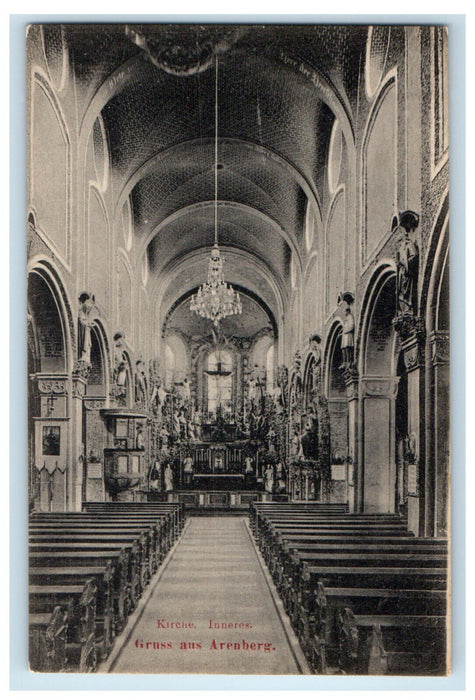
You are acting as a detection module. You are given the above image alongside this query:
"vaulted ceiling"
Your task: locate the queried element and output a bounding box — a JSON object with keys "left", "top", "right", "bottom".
{"left": 60, "top": 24, "right": 370, "bottom": 338}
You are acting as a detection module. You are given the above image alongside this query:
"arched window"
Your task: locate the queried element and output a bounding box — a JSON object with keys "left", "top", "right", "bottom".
{"left": 206, "top": 350, "right": 233, "bottom": 419}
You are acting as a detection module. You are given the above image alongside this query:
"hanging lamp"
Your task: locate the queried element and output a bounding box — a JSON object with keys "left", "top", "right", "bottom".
{"left": 190, "top": 55, "right": 242, "bottom": 327}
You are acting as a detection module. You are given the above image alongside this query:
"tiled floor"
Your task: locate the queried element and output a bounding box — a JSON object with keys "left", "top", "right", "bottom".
{"left": 110, "top": 517, "right": 302, "bottom": 674}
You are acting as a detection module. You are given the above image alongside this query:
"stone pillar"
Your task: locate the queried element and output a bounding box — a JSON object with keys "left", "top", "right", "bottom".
{"left": 360, "top": 376, "right": 399, "bottom": 513}
{"left": 344, "top": 368, "right": 359, "bottom": 512}
{"left": 33, "top": 374, "right": 69, "bottom": 511}
{"left": 327, "top": 399, "right": 350, "bottom": 505}
{"left": 71, "top": 364, "right": 89, "bottom": 511}
{"left": 83, "top": 397, "right": 107, "bottom": 502}
{"left": 401, "top": 332, "right": 425, "bottom": 534}
{"left": 427, "top": 331, "right": 450, "bottom": 536}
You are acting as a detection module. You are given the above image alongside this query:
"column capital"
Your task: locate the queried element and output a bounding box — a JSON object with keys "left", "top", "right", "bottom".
{"left": 392, "top": 313, "right": 425, "bottom": 343}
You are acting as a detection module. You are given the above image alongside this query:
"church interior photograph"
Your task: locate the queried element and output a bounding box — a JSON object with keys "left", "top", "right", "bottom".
{"left": 26, "top": 23, "right": 450, "bottom": 676}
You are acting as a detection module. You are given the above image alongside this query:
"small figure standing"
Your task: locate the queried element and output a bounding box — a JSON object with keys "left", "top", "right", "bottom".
{"left": 248, "top": 376, "right": 257, "bottom": 402}
{"left": 341, "top": 307, "right": 355, "bottom": 367}
{"left": 159, "top": 424, "right": 170, "bottom": 450}
{"left": 164, "top": 463, "right": 174, "bottom": 492}
{"left": 135, "top": 425, "right": 145, "bottom": 450}
{"left": 183, "top": 455, "right": 193, "bottom": 487}
{"left": 178, "top": 407, "right": 187, "bottom": 439}
{"left": 275, "top": 461, "right": 286, "bottom": 493}
{"left": 135, "top": 361, "right": 147, "bottom": 405}
{"left": 394, "top": 211, "right": 420, "bottom": 315}
{"left": 291, "top": 425, "right": 301, "bottom": 457}
{"left": 182, "top": 376, "right": 191, "bottom": 402}
{"left": 264, "top": 464, "right": 274, "bottom": 493}
{"left": 78, "top": 293, "right": 95, "bottom": 364}
{"left": 150, "top": 461, "right": 161, "bottom": 491}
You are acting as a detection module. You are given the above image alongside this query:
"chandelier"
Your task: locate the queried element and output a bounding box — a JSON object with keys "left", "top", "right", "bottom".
{"left": 190, "top": 55, "right": 242, "bottom": 327}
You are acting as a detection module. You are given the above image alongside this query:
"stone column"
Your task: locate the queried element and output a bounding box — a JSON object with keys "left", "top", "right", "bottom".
{"left": 344, "top": 368, "right": 359, "bottom": 512}
{"left": 83, "top": 397, "right": 107, "bottom": 502}
{"left": 401, "top": 331, "right": 425, "bottom": 534}
{"left": 327, "top": 399, "right": 350, "bottom": 505}
{"left": 427, "top": 330, "right": 450, "bottom": 536}
{"left": 71, "top": 363, "right": 89, "bottom": 511}
{"left": 359, "top": 376, "right": 399, "bottom": 513}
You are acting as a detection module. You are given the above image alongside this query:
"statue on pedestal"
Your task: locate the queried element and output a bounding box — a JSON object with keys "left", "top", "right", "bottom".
{"left": 341, "top": 307, "right": 355, "bottom": 367}
{"left": 135, "top": 360, "right": 147, "bottom": 405}
{"left": 264, "top": 464, "right": 274, "bottom": 493}
{"left": 164, "top": 463, "right": 174, "bottom": 491}
{"left": 78, "top": 293, "right": 96, "bottom": 364}
{"left": 394, "top": 211, "right": 420, "bottom": 316}
{"left": 183, "top": 455, "right": 193, "bottom": 486}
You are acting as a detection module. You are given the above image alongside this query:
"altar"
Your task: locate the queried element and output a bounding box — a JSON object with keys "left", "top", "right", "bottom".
{"left": 188, "top": 442, "right": 245, "bottom": 473}
{"left": 192, "top": 473, "right": 246, "bottom": 490}
{"left": 179, "top": 435, "right": 259, "bottom": 490}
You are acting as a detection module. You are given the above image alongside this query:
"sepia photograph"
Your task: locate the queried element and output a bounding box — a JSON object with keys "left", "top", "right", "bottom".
{"left": 26, "top": 22, "right": 451, "bottom": 677}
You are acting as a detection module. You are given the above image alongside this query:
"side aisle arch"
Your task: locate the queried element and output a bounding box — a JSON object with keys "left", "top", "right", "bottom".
{"left": 358, "top": 264, "right": 399, "bottom": 513}
{"left": 27, "top": 258, "right": 75, "bottom": 511}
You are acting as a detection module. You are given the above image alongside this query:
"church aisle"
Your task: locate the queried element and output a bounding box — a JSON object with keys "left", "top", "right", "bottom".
{"left": 108, "top": 517, "right": 305, "bottom": 674}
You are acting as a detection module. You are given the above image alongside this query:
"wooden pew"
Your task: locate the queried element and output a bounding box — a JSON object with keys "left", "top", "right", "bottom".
{"left": 29, "top": 605, "right": 69, "bottom": 672}
{"left": 30, "top": 560, "right": 116, "bottom": 660}
{"left": 30, "top": 550, "right": 133, "bottom": 630}
{"left": 28, "top": 503, "right": 185, "bottom": 670}
{"left": 29, "top": 579, "right": 97, "bottom": 672}
{"left": 274, "top": 540, "right": 447, "bottom": 613}
{"left": 82, "top": 502, "right": 185, "bottom": 541}
{"left": 30, "top": 514, "right": 171, "bottom": 562}
{"left": 259, "top": 523, "right": 414, "bottom": 573}
{"left": 256, "top": 518, "right": 409, "bottom": 551}
{"left": 32, "top": 509, "right": 179, "bottom": 554}
{"left": 249, "top": 502, "right": 349, "bottom": 532}
{"left": 29, "top": 530, "right": 150, "bottom": 596}
{"left": 335, "top": 608, "right": 447, "bottom": 675}
{"left": 256, "top": 523, "right": 446, "bottom": 608}
{"left": 29, "top": 527, "right": 154, "bottom": 588}
{"left": 251, "top": 508, "right": 448, "bottom": 675}
{"left": 299, "top": 579, "right": 448, "bottom": 673}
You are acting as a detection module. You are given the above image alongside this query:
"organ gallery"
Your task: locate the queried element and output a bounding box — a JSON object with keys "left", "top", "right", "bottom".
{"left": 26, "top": 23, "right": 450, "bottom": 676}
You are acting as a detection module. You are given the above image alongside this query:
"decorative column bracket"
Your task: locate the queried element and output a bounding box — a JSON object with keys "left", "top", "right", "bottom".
{"left": 343, "top": 366, "right": 359, "bottom": 399}
{"left": 33, "top": 373, "right": 69, "bottom": 396}
{"left": 83, "top": 397, "right": 107, "bottom": 411}
{"left": 72, "top": 361, "right": 90, "bottom": 399}
{"left": 392, "top": 314, "right": 425, "bottom": 343}
{"left": 430, "top": 330, "right": 450, "bottom": 367}
{"left": 360, "top": 376, "right": 400, "bottom": 399}
{"left": 392, "top": 314, "right": 426, "bottom": 373}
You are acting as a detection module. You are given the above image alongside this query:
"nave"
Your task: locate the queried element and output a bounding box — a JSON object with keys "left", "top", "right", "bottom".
{"left": 105, "top": 517, "right": 306, "bottom": 674}
{"left": 26, "top": 24, "right": 451, "bottom": 677}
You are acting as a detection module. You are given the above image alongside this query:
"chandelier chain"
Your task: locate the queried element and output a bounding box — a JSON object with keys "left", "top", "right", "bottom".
{"left": 215, "top": 54, "right": 218, "bottom": 246}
